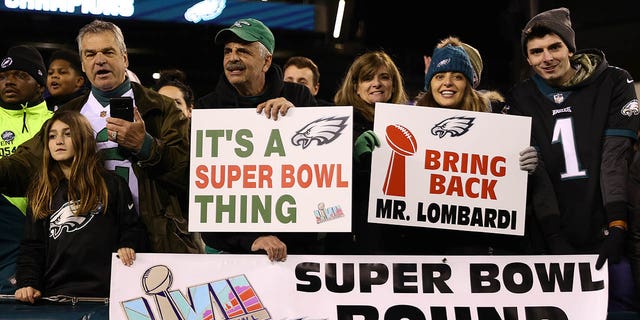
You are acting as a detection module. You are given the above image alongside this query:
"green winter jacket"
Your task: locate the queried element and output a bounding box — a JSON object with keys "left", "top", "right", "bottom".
{"left": 0, "top": 83, "right": 203, "bottom": 254}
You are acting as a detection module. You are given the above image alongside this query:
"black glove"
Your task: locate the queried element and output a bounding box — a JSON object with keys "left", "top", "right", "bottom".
{"left": 596, "top": 227, "right": 626, "bottom": 270}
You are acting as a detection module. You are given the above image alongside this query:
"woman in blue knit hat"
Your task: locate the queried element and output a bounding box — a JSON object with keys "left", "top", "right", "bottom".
{"left": 380, "top": 38, "right": 539, "bottom": 255}
{"left": 416, "top": 40, "right": 490, "bottom": 112}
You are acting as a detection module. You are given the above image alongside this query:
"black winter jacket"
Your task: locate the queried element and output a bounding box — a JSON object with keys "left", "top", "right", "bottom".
{"left": 196, "top": 64, "right": 322, "bottom": 254}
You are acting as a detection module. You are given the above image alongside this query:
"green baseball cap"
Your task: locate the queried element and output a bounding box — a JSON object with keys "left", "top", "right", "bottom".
{"left": 215, "top": 18, "right": 275, "bottom": 54}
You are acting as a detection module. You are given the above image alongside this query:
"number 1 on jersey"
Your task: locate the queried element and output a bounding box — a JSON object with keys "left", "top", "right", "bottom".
{"left": 552, "top": 117, "right": 587, "bottom": 179}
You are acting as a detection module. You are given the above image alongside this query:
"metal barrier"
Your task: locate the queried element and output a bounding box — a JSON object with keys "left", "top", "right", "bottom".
{"left": 0, "top": 294, "right": 109, "bottom": 320}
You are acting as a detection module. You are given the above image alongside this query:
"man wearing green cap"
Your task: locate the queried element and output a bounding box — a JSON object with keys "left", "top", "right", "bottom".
{"left": 196, "top": 18, "right": 316, "bottom": 119}
{"left": 196, "top": 18, "right": 320, "bottom": 262}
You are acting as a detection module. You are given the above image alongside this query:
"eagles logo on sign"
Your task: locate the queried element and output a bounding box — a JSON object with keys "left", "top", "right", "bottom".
{"left": 291, "top": 116, "right": 349, "bottom": 149}
{"left": 431, "top": 116, "right": 475, "bottom": 138}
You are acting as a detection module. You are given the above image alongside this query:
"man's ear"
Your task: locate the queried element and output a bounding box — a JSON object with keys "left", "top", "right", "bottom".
{"left": 36, "top": 83, "right": 45, "bottom": 95}
{"left": 75, "top": 76, "right": 85, "bottom": 89}
{"left": 263, "top": 54, "right": 272, "bottom": 72}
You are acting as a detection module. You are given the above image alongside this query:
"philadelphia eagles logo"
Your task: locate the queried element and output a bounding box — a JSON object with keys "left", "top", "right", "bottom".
{"left": 49, "top": 201, "right": 102, "bottom": 239}
{"left": 1, "top": 130, "right": 15, "bottom": 143}
{"left": 621, "top": 99, "right": 639, "bottom": 117}
{"left": 431, "top": 116, "right": 475, "bottom": 138}
{"left": 0, "top": 57, "right": 12, "bottom": 69}
{"left": 291, "top": 116, "right": 349, "bottom": 149}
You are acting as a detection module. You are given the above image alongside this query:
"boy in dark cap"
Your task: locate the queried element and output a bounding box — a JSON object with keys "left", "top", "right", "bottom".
{"left": 45, "top": 48, "right": 88, "bottom": 111}
{"left": 505, "top": 7, "right": 640, "bottom": 315}
{"left": 0, "top": 45, "right": 52, "bottom": 294}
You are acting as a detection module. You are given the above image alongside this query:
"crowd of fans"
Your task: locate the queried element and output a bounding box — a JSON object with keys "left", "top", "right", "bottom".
{"left": 0, "top": 7, "right": 638, "bottom": 318}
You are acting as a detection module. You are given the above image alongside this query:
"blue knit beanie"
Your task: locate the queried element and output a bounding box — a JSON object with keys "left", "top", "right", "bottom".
{"left": 424, "top": 45, "right": 474, "bottom": 91}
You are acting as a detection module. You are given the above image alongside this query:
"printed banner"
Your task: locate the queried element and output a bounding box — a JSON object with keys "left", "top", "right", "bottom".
{"left": 0, "top": 0, "right": 316, "bottom": 31}
{"left": 189, "top": 107, "right": 353, "bottom": 232}
{"left": 368, "top": 103, "right": 531, "bottom": 235}
{"left": 109, "top": 253, "right": 608, "bottom": 319}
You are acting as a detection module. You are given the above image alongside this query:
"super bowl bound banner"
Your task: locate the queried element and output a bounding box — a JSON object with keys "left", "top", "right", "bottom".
{"left": 369, "top": 103, "right": 531, "bottom": 235}
{"left": 189, "top": 107, "right": 353, "bottom": 232}
{"left": 109, "top": 253, "right": 607, "bottom": 319}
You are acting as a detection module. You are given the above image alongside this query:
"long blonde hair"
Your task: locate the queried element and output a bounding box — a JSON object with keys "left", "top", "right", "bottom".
{"left": 28, "top": 110, "right": 108, "bottom": 220}
{"left": 334, "top": 51, "right": 409, "bottom": 122}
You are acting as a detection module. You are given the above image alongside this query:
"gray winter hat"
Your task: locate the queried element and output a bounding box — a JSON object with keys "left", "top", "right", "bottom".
{"left": 521, "top": 7, "right": 576, "bottom": 56}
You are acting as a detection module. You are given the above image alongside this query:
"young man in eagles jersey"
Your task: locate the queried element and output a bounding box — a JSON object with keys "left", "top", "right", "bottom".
{"left": 506, "top": 7, "right": 640, "bottom": 315}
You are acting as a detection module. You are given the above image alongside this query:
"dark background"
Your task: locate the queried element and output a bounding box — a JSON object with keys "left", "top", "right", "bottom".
{"left": 1, "top": 0, "right": 638, "bottom": 103}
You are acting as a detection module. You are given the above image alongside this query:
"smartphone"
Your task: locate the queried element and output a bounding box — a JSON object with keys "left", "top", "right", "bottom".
{"left": 110, "top": 97, "right": 134, "bottom": 122}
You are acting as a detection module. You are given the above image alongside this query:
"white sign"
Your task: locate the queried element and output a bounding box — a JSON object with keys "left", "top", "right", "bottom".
{"left": 109, "top": 253, "right": 608, "bottom": 320}
{"left": 189, "top": 107, "right": 353, "bottom": 232}
{"left": 368, "top": 103, "right": 531, "bottom": 235}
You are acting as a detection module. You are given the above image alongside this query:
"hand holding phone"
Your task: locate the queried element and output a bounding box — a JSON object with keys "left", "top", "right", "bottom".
{"left": 110, "top": 97, "right": 134, "bottom": 122}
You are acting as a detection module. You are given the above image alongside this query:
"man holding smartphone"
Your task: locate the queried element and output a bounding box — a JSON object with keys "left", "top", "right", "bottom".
{"left": 0, "top": 20, "right": 204, "bottom": 254}
{"left": 109, "top": 97, "right": 134, "bottom": 122}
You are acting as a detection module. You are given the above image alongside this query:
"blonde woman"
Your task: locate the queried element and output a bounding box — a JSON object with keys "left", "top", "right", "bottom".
{"left": 327, "top": 51, "right": 409, "bottom": 254}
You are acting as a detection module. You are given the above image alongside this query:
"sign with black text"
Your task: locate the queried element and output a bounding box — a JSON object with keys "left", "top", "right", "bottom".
{"left": 189, "top": 107, "right": 353, "bottom": 232}
{"left": 369, "top": 103, "right": 531, "bottom": 235}
{"left": 109, "top": 253, "right": 607, "bottom": 319}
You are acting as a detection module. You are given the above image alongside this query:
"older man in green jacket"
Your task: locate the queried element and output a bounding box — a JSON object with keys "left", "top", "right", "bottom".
{"left": 0, "top": 20, "right": 203, "bottom": 254}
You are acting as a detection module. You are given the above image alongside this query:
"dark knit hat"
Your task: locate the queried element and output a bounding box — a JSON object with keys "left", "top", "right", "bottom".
{"left": 0, "top": 45, "right": 46, "bottom": 86}
{"left": 521, "top": 7, "right": 576, "bottom": 56}
{"left": 215, "top": 18, "right": 275, "bottom": 54}
{"left": 424, "top": 45, "right": 474, "bottom": 90}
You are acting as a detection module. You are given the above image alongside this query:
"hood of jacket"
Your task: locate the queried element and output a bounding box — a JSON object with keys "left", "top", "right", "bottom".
{"left": 563, "top": 48, "right": 608, "bottom": 89}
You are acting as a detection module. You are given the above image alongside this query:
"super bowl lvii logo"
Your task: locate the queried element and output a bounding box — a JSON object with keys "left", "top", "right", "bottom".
{"left": 121, "top": 265, "right": 271, "bottom": 320}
